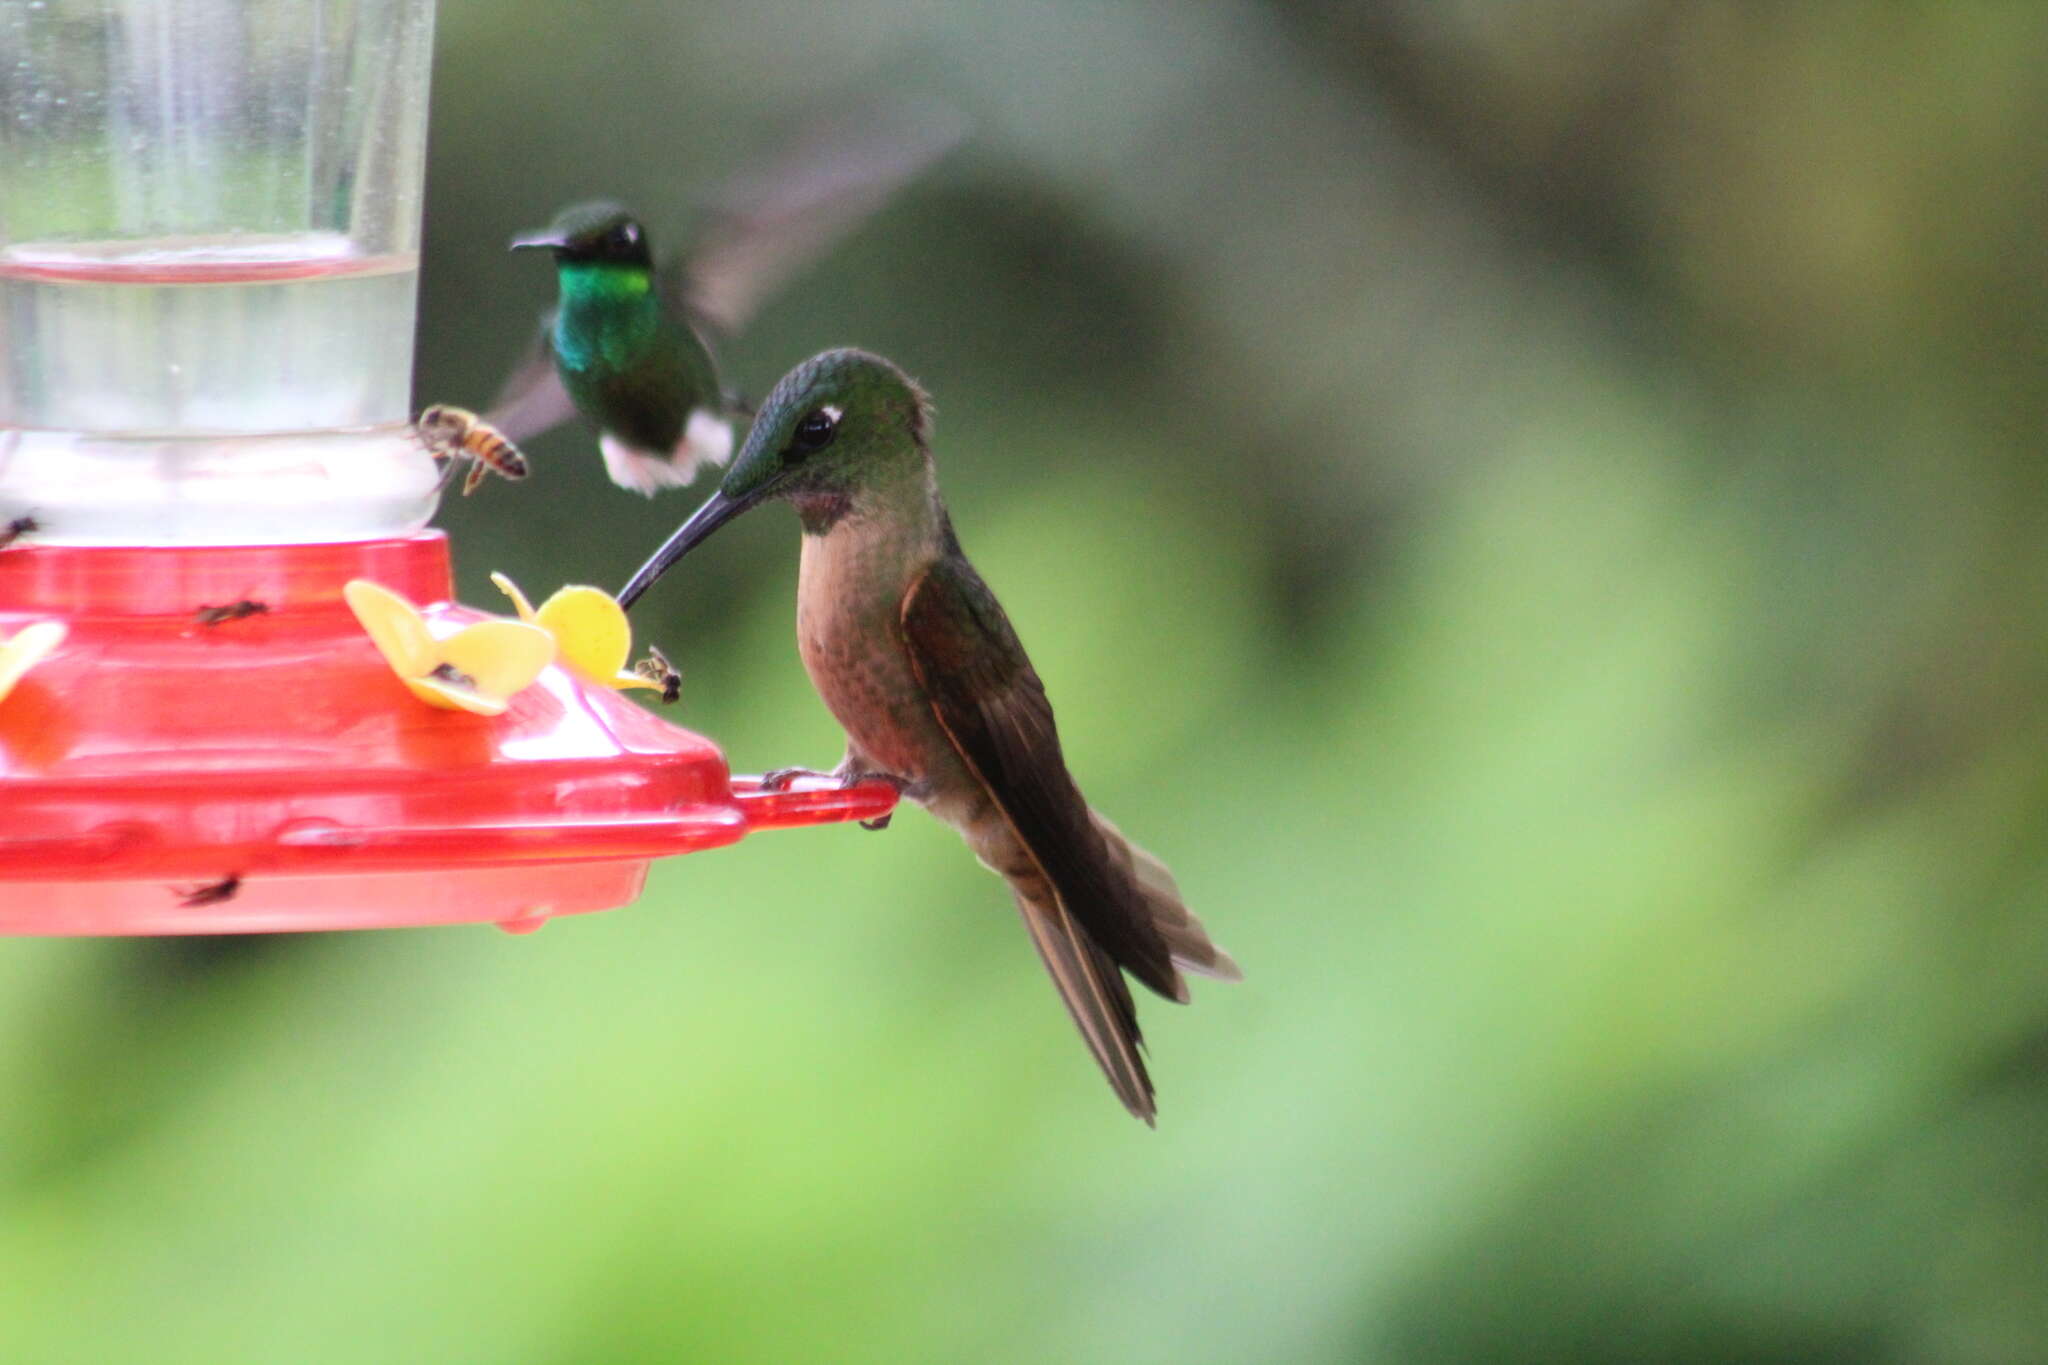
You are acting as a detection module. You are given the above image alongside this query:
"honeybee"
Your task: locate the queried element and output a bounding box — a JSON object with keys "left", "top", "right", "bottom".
{"left": 0, "top": 515, "right": 37, "bottom": 548}
{"left": 194, "top": 599, "right": 269, "bottom": 627}
{"left": 633, "top": 645, "right": 682, "bottom": 704}
{"left": 175, "top": 875, "right": 242, "bottom": 907}
{"left": 416, "top": 404, "right": 530, "bottom": 496}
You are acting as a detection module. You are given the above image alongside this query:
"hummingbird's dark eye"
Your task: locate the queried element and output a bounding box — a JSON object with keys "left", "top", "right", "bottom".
{"left": 607, "top": 222, "right": 641, "bottom": 252}
{"left": 788, "top": 407, "right": 839, "bottom": 458}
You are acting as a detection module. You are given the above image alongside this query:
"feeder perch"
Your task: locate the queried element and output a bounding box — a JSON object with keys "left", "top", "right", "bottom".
{"left": 0, "top": 0, "right": 894, "bottom": 933}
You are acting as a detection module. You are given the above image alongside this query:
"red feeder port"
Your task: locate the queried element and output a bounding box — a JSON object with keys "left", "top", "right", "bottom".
{"left": 0, "top": 533, "right": 895, "bottom": 934}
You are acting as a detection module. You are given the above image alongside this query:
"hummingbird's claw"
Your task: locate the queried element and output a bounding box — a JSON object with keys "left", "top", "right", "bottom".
{"left": 758, "top": 766, "right": 833, "bottom": 792}
{"left": 837, "top": 767, "right": 921, "bottom": 802}
{"left": 859, "top": 812, "right": 893, "bottom": 832}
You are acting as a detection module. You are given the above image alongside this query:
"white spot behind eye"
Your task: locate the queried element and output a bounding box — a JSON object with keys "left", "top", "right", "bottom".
{"left": 821, "top": 405, "right": 842, "bottom": 424}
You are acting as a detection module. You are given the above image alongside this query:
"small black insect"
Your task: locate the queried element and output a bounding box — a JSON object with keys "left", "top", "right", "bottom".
{"left": 0, "top": 515, "right": 38, "bottom": 549}
{"left": 174, "top": 875, "right": 242, "bottom": 908}
{"left": 633, "top": 645, "right": 682, "bottom": 704}
{"left": 428, "top": 662, "right": 477, "bottom": 689}
{"left": 194, "top": 600, "right": 269, "bottom": 627}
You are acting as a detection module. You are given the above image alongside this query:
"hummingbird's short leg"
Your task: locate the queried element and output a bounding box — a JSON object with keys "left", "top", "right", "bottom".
{"left": 755, "top": 746, "right": 926, "bottom": 828}
{"left": 827, "top": 754, "right": 923, "bottom": 830}
{"left": 755, "top": 757, "right": 920, "bottom": 824}
{"left": 842, "top": 769, "right": 920, "bottom": 797}
{"left": 757, "top": 766, "right": 836, "bottom": 792}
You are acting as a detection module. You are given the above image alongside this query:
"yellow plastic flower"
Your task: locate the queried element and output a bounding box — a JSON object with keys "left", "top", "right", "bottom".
{"left": 490, "top": 573, "right": 660, "bottom": 692}
{"left": 0, "top": 621, "right": 65, "bottom": 706}
{"left": 343, "top": 579, "right": 553, "bottom": 717}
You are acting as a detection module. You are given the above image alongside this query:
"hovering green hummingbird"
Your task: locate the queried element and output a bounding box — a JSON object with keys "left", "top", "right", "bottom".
{"left": 617, "top": 349, "right": 1240, "bottom": 1123}
{"left": 490, "top": 105, "right": 963, "bottom": 496}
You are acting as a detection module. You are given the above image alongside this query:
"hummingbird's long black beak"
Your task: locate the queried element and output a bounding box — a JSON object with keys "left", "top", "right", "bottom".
{"left": 616, "top": 486, "right": 764, "bottom": 609}
{"left": 508, "top": 229, "right": 566, "bottom": 251}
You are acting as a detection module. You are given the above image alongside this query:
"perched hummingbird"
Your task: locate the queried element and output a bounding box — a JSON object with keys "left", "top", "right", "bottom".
{"left": 490, "top": 105, "right": 963, "bottom": 496}
{"left": 617, "top": 349, "right": 1240, "bottom": 1122}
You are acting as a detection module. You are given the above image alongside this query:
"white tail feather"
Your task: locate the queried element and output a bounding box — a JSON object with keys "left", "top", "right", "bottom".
{"left": 598, "top": 410, "right": 734, "bottom": 496}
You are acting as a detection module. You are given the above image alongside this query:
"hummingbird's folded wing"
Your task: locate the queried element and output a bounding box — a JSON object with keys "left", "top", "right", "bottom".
{"left": 901, "top": 554, "right": 1182, "bottom": 1122}
{"left": 482, "top": 315, "right": 578, "bottom": 446}
{"left": 672, "top": 98, "right": 967, "bottom": 337}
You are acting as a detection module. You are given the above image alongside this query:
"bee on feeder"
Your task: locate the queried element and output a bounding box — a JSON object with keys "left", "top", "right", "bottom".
{"left": 416, "top": 404, "right": 530, "bottom": 496}
{"left": 174, "top": 875, "right": 242, "bottom": 907}
{"left": 0, "top": 515, "right": 38, "bottom": 549}
{"left": 633, "top": 645, "right": 682, "bottom": 704}
{"left": 194, "top": 600, "right": 269, "bottom": 627}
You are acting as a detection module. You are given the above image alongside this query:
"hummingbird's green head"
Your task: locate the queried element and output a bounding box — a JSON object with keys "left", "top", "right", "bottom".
{"left": 509, "top": 200, "right": 653, "bottom": 270}
{"left": 721, "top": 348, "right": 932, "bottom": 508}
{"left": 617, "top": 349, "right": 934, "bottom": 609}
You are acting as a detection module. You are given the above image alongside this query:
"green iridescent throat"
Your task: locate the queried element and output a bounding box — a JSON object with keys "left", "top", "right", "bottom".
{"left": 552, "top": 263, "right": 656, "bottom": 371}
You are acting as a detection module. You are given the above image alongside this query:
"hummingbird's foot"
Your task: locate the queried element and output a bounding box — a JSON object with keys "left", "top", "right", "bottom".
{"left": 848, "top": 771, "right": 916, "bottom": 830}
{"left": 758, "top": 766, "right": 835, "bottom": 792}
{"left": 827, "top": 765, "right": 917, "bottom": 828}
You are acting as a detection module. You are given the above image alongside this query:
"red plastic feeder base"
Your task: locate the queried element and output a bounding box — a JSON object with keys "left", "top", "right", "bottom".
{"left": 0, "top": 534, "right": 894, "bottom": 934}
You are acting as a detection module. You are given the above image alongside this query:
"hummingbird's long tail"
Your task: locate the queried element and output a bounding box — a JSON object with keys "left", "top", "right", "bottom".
{"left": 994, "top": 811, "right": 1240, "bottom": 1124}
{"left": 1091, "top": 812, "right": 1242, "bottom": 989}
{"left": 1009, "top": 877, "right": 1158, "bottom": 1123}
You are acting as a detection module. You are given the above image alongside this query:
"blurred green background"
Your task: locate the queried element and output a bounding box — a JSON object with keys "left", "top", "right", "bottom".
{"left": 8, "top": 2, "right": 2048, "bottom": 1360}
